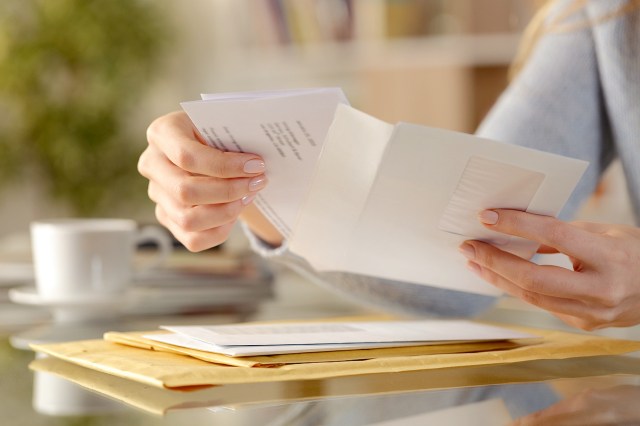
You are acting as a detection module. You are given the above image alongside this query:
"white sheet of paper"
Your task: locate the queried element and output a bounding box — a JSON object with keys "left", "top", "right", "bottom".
{"left": 161, "top": 320, "right": 536, "bottom": 347}
{"left": 143, "top": 332, "right": 489, "bottom": 357}
{"left": 290, "top": 104, "right": 589, "bottom": 296}
{"left": 181, "top": 88, "right": 347, "bottom": 238}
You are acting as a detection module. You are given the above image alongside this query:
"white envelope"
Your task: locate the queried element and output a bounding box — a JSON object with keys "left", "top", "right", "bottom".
{"left": 289, "top": 105, "right": 588, "bottom": 296}
{"left": 161, "top": 320, "right": 536, "bottom": 349}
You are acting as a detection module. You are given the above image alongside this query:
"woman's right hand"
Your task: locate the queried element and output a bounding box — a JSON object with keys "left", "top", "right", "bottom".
{"left": 138, "top": 111, "right": 269, "bottom": 251}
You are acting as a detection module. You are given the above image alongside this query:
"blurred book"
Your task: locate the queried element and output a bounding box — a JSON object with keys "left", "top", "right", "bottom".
{"left": 3, "top": 250, "right": 274, "bottom": 320}
{"left": 229, "top": 0, "right": 537, "bottom": 47}
{"left": 131, "top": 251, "right": 275, "bottom": 316}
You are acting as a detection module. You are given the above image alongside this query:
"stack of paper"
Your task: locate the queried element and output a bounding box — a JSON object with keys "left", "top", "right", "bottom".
{"left": 130, "top": 253, "right": 274, "bottom": 316}
{"left": 145, "top": 319, "right": 537, "bottom": 357}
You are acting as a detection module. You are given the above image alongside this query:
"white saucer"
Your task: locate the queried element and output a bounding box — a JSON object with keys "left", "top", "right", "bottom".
{"left": 8, "top": 286, "right": 134, "bottom": 308}
{"left": 8, "top": 286, "right": 137, "bottom": 327}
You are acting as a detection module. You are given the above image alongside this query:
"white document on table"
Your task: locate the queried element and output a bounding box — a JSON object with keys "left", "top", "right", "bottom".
{"left": 161, "top": 320, "right": 536, "bottom": 348}
{"left": 289, "top": 104, "right": 588, "bottom": 296}
{"left": 143, "top": 330, "right": 510, "bottom": 357}
{"left": 181, "top": 88, "right": 347, "bottom": 238}
{"left": 182, "top": 89, "right": 588, "bottom": 296}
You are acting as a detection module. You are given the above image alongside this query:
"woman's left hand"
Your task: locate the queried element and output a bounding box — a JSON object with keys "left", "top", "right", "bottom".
{"left": 459, "top": 209, "right": 640, "bottom": 330}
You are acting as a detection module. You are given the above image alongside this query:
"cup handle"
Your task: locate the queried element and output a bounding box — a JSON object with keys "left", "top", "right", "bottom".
{"left": 133, "top": 225, "right": 173, "bottom": 275}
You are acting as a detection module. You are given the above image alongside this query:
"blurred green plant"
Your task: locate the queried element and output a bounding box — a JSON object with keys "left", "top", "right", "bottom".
{"left": 0, "top": 0, "right": 168, "bottom": 215}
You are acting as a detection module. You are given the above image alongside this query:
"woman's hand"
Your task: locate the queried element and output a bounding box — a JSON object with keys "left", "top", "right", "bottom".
{"left": 138, "top": 111, "right": 273, "bottom": 251}
{"left": 459, "top": 209, "right": 640, "bottom": 330}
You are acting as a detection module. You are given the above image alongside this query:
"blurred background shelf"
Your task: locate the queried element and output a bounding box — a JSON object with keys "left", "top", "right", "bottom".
{"left": 0, "top": 0, "right": 540, "bottom": 236}
{"left": 176, "top": 0, "right": 536, "bottom": 134}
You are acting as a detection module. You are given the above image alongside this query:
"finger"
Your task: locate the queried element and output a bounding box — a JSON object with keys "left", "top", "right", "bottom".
{"left": 143, "top": 145, "right": 268, "bottom": 205}
{"left": 478, "top": 209, "right": 604, "bottom": 260}
{"left": 551, "top": 312, "right": 621, "bottom": 331}
{"left": 556, "top": 310, "right": 640, "bottom": 330}
{"left": 167, "top": 174, "right": 267, "bottom": 206}
{"left": 466, "top": 257, "right": 621, "bottom": 330}
{"left": 552, "top": 312, "right": 600, "bottom": 331}
{"left": 462, "top": 241, "right": 601, "bottom": 303}
{"left": 137, "top": 144, "right": 160, "bottom": 180}
{"left": 155, "top": 204, "right": 237, "bottom": 252}
{"left": 466, "top": 260, "right": 595, "bottom": 319}
{"left": 170, "top": 174, "right": 267, "bottom": 205}
{"left": 149, "top": 182, "right": 246, "bottom": 232}
{"left": 147, "top": 111, "right": 265, "bottom": 178}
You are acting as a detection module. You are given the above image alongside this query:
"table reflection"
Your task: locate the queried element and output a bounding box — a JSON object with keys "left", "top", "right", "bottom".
{"left": 147, "top": 379, "right": 640, "bottom": 425}
{"left": 22, "top": 349, "right": 640, "bottom": 425}
{"left": 32, "top": 367, "right": 123, "bottom": 417}
{"left": 513, "top": 384, "right": 640, "bottom": 426}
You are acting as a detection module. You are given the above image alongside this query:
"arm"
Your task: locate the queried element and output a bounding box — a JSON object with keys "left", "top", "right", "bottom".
{"left": 465, "top": 3, "right": 640, "bottom": 330}
{"left": 477, "top": 1, "right": 615, "bottom": 218}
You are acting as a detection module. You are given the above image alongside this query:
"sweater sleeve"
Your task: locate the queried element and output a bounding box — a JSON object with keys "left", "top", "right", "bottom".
{"left": 477, "top": 1, "right": 614, "bottom": 219}
{"left": 242, "top": 1, "right": 614, "bottom": 318}
{"left": 241, "top": 222, "right": 497, "bottom": 318}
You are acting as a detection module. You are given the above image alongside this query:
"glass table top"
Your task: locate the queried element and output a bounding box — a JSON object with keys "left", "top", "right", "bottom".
{"left": 3, "top": 267, "right": 640, "bottom": 425}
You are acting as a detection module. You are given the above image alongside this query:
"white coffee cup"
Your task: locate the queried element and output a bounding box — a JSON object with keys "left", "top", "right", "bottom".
{"left": 30, "top": 218, "right": 172, "bottom": 302}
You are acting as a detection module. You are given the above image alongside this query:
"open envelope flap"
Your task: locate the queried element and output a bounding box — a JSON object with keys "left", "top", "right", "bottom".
{"left": 31, "top": 325, "right": 640, "bottom": 389}
{"left": 104, "top": 330, "right": 524, "bottom": 367}
{"left": 104, "top": 331, "right": 262, "bottom": 368}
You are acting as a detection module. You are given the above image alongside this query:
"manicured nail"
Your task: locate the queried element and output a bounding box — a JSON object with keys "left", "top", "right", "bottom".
{"left": 241, "top": 195, "right": 256, "bottom": 205}
{"left": 249, "top": 176, "right": 267, "bottom": 191}
{"left": 243, "top": 159, "right": 265, "bottom": 174}
{"left": 479, "top": 210, "right": 499, "bottom": 225}
{"left": 459, "top": 243, "right": 475, "bottom": 260}
{"left": 466, "top": 261, "right": 482, "bottom": 275}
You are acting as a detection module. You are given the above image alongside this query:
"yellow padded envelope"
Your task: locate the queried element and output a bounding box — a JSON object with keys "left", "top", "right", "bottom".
{"left": 31, "top": 324, "right": 640, "bottom": 390}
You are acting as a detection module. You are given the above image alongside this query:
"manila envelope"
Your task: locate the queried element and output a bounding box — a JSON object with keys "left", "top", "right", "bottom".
{"left": 31, "top": 324, "right": 640, "bottom": 390}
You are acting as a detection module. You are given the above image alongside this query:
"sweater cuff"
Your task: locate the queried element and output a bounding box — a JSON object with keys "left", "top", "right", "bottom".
{"left": 239, "top": 221, "right": 289, "bottom": 258}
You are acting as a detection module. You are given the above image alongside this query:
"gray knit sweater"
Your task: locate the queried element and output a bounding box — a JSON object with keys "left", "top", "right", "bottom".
{"left": 245, "top": 0, "right": 640, "bottom": 318}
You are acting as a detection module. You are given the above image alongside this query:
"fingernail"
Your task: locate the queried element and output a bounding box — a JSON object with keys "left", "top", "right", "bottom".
{"left": 243, "top": 159, "right": 265, "bottom": 174}
{"left": 479, "top": 210, "right": 499, "bottom": 225}
{"left": 249, "top": 175, "right": 267, "bottom": 191}
{"left": 459, "top": 243, "right": 475, "bottom": 260}
{"left": 466, "top": 261, "right": 482, "bottom": 275}
{"left": 241, "top": 195, "right": 256, "bottom": 205}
